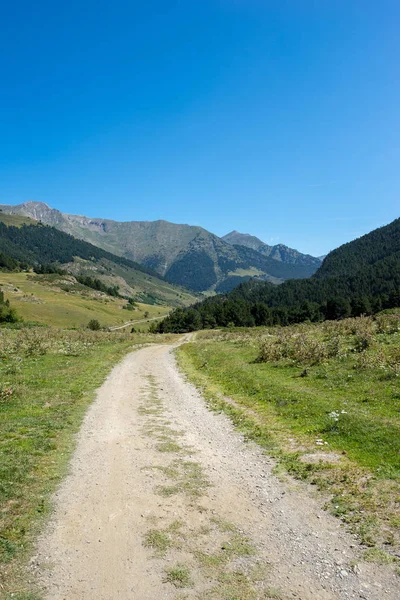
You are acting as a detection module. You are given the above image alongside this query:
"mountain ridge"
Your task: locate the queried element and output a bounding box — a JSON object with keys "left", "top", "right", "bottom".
{"left": 0, "top": 212, "right": 196, "bottom": 307}
{"left": 154, "top": 216, "right": 400, "bottom": 332}
{"left": 0, "top": 201, "right": 321, "bottom": 292}
{"left": 222, "top": 230, "right": 321, "bottom": 267}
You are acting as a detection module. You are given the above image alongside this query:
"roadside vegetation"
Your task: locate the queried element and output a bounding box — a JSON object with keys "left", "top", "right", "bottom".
{"left": 0, "top": 291, "right": 19, "bottom": 325}
{"left": 177, "top": 312, "right": 400, "bottom": 560}
{"left": 0, "top": 325, "right": 177, "bottom": 598}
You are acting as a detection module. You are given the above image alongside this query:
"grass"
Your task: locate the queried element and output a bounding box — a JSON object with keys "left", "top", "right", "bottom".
{"left": 196, "top": 518, "right": 254, "bottom": 572}
{"left": 156, "top": 440, "right": 183, "bottom": 453}
{"left": 137, "top": 367, "right": 266, "bottom": 597}
{"left": 0, "top": 326, "right": 176, "bottom": 598}
{"left": 200, "top": 571, "right": 269, "bottom": 600}
{"left": 164, "top": 564, "right": 193, "bottom": 588}
{"left": 177, "top": 314, "right": 400, "bottom": 556}
{"left": 155, "top": 459, "right": 210, "bottom": 498}
{"left": 143, "top": 529, "right": 173, "bottom": 556}
{"left": 363, "top": 547, "right": 396, "bottom": 564}
{"left": 227, "top": 268, "right": 264, "bottom": 277}
{"left": 0, "top": 272, "right": 170, "bottom": 329}
{"left": 0, "top": 214, "right": 37, "bottom": 227}
{"left": 150, "top": 516, "right": 268, "bottom": 599}
{"left": 138, "top": 379, "right": 209, "bottom": 498}
{"left": 143, "top": 521, "right": 184, "bottom": 557}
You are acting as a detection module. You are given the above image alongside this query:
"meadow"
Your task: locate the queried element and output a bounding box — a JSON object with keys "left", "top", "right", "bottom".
{"left": 0, "top": 326, "right": 177, "bottom": 599}
{"left": 178, "top": 313, "right": 400, "bottom": 562}
{"left": 0, "top": 272, "right": 170, "bottom": 329}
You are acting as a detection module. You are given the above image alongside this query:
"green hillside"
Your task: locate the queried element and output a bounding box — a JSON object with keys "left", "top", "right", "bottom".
{"left": 0, "top": 214, "right": 196, "bottom": 308}
{"left": 155, "top": 218, "right": 400, "bottom": 332}
{"left": 0, "top": 212, "right": 37, "bottom": 227}
{"left": 0, "top": 272, "right": 170, "bottom": 328}
{"left": 316, "top": 218, "right": 400, "bottom": 279}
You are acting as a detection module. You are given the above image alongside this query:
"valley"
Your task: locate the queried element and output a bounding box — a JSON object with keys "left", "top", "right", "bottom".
{"left": 0, "top": 202, "right": 322, "bottom": 293}
{"left": 2, "top": 4, "right": 398, "bottom": 598}
{"left": 0, "top": 208, "right": 399, "bottom": 599}
{"left": 3, "top": 332, "right": 398, "bottom": 599}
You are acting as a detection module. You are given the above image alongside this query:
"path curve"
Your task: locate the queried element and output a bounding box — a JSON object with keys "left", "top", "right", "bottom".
{"left": 109, "top": 315, "right": 164, "bottom": 331}
{"left": 34, "top": 341, "right": 398, "bottom": 599}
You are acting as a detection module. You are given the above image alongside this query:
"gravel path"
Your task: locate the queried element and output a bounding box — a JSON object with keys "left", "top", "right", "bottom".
{"left": 34, "top": 341, "right": 399, "bottom": 599}
{"left": 109, "top": 315, "right": 165, "bottom": 331}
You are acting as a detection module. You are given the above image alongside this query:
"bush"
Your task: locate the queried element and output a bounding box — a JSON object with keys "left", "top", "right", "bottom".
{"left": 87, "top": 319, "right": 101, "bottom": 331}
{"left": 375, "top": 313, "right": 400, "bottom": 334}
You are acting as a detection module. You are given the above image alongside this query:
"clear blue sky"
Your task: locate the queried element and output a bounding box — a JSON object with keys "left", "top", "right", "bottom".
{"left": 1, "top": 1, "right": 399, "bottom": 256}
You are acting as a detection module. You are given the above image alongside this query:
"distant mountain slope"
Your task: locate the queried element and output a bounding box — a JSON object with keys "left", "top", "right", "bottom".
{"left": 0, "top": 202, "right": 212, "bottom": 271}
{"left": 0, "top": 214, "right": 196, "bottom": 307}
{"left": 315, "top": 218, "right": 400, "bottom": 279}
{"left": 222, "top": 230, "right": 266, "bottom": 252}
{"left": 222, "top": 230, "right": 321, "bottom": 268}
{"left": 155, "top": 217, "right": 400, "bottom": 332}
{"left": 0, "top": 202, "right": 320, "bottom": 292}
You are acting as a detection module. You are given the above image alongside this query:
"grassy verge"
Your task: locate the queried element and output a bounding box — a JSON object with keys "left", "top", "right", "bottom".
{"left": 0, "top": 327, "right": 175, "bottom": 599}
{"left": 177, "top": 314, "right": 400, "bottom": 560}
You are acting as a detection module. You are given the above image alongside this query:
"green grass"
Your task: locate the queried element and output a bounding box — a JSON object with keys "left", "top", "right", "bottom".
{"left": 0, "top": 327, "right": 176, "bottom": 597}
{"left": 177, "top": 315, "right": 400, "bottom": 555}
{"left": 143, "top": 529, "right": 173, "bottom": 556}
{"left": 0, "top": 214, "right": 37, "bottom": 227}
{"left": 164, "top": 564, "right": 193, "bottom": 588}
{"left": 227, "top": 268, "right": 264, "bottom": 277}
{"left": 0, "top": 272, "right": 170, "bottom": 328}
{"left": 154, "top": 459, "right": 210, "bottom": 499}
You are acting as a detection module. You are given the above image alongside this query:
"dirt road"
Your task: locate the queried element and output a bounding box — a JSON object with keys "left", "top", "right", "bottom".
{"left": 34, "top": 341, "right": 398, "bottom": 599}
{"left": 108, "top": 316, "right": 165, "bottom": 331}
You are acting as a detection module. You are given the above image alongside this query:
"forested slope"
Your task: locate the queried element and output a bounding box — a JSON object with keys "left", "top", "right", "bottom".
{"left": 0, "top": 217, "right": 196, "bottom": 307}
{"left": 155, "top": 218, "right": 400, "bottom": 332}
{"left": 0, "top": 220, "right": 156, "bottom": 276}
{"left": 316, "top": 218, "right": 400, "bottom": 279}
{"left": 1, "top": 202, "right": 321, "bottom": 292}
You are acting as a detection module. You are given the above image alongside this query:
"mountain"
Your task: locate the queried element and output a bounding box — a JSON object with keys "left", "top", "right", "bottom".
{"left": 315, "top": 219, "right": 400, "bottom": 279}
{"left": 0, "top": 202, "right": 320, "bottom": 292}
{"left": 222, "top": 230, "right": 322, "bottom": 268}
{"left": 154, "top": 217, "right": 400, "bottom": 332}
{"left": 0, "top": 213, "right": 196, "bottom": 307}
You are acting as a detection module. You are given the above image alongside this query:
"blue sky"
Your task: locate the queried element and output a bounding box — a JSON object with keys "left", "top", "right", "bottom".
{"left": 1, "top": 1, "right": 399, "bottom": 256}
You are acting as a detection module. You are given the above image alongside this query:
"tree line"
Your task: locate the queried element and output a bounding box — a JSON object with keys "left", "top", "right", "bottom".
{"left": 153, "top": 218, "right": 400, "bottom": 333}
{"left": 0, "top": 221, "right": 161, "bottom": 278}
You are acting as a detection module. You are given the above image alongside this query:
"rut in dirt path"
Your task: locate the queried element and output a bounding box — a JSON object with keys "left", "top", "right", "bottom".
{"left": 34, "top": 341, "right": 398, "bottom": 600}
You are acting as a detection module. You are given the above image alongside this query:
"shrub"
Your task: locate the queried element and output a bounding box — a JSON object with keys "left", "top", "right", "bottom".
{"left": 375, "top": 313, "right": 400, "bottom": 334}
{"left": 87, "top": 319, "right": 101, "bottom": 331}
{"left": 353, "top": 333, "right": 374, "bottom": 353}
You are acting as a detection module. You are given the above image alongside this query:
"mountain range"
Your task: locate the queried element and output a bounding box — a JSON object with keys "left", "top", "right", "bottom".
{"left": 0, "top": 202, "right": 321, "bottom": 293}
{"left": 0, "top": 212, "right": 196, "bottom": 307}
{"left": 222, "top": 230, "right": 321, "bottom": 267}
{"left": 156, "top": 217, "right": 400, "bottom": 332}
